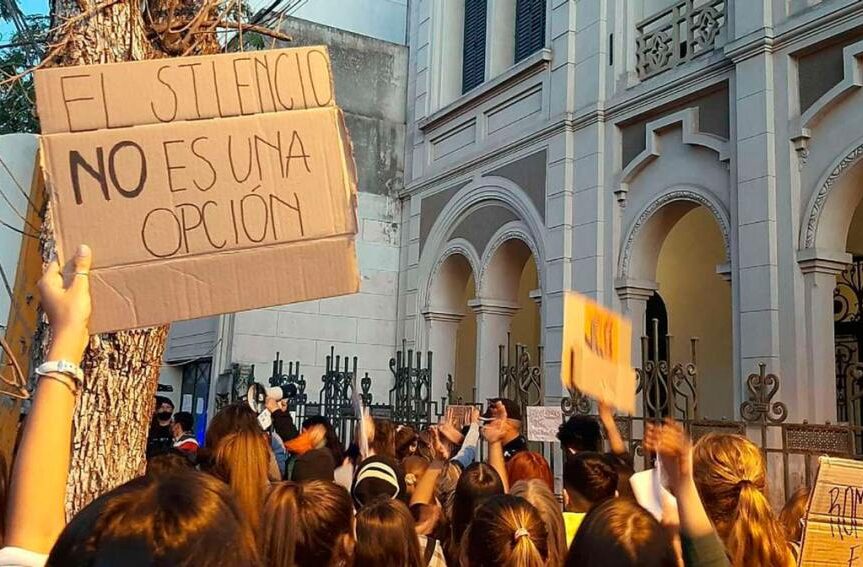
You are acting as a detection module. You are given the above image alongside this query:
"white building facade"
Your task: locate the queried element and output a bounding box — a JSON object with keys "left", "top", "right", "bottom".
{"left": 399, "top": 0, "right": 863, "bottom": 428}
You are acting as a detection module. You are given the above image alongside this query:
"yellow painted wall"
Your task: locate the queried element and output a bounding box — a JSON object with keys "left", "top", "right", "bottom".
{"left": 454, "top": 274, "right": 477, "bottom": 402}
{"left": 655, "top": 207, "right": 733, "bottom": 419}
{"left": 510, "top": 259, "right": 540, "bottom": 354}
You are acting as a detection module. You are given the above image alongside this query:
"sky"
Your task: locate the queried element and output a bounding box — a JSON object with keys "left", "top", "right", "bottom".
{"left": 0, "top": 0, "right": 46, "bottom": 43}
{"left": 0, "top": 0, "right": 408, "bottom": 44}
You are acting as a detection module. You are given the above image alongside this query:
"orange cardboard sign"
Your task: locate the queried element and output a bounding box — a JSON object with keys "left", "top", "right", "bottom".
{"left": 798, "top": 457, "right": 863, "bottom": 567}
{"left": 560, "top": 292, "right": 635, "bottom": 414}
{"left": 35, "top": 47, "right": 359, "bottom": 333}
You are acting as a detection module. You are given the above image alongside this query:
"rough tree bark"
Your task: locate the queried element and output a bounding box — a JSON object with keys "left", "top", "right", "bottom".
{"left": 42, "top": 0, "right": 220, "bottom": 517}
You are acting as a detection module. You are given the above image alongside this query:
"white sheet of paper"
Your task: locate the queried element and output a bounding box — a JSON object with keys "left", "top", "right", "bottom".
{"left": 629, "top": 467, "right": 677, "bottom": 522}
{"left": 526, "top": 406, "right": 563, "bottom": 442}
{"left": 195, "top": 397, "right": 205, "bottom": 414}
{"left": 181, "top": 394, "right": 193, "bottom": 412}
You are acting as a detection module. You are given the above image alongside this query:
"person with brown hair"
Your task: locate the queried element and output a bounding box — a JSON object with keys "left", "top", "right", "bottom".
{"left": 448, "top": 462, "right": 505, "bottom": 563}
{"left": 778, "top": 486, "right": 809, "bottom": 560}
{"left": 396, "top": 424, "right": 420, "bottom": 460}
{"left": 49, "top": 471, "right": 262, "bottom": 566}
{"left": 212, "top": 429, "right": 271, "bottom": 533}
{"left": 199, "top": 402, "right": 261, "bottom": 471}
{"left": 462, "top": 494, "right": 549, "bottom": 567}
{"left": 565, "top": 498, "right": 678, "bottom": 567}
{"left": 510, "top": 480, "right": 567, "bottom": 567}
{"left": 693, "top": 433, "right": 795, "bottom": 567}
{"left": 369, "top": 418, "right": 397, "bottom": 459}
{"left": 506, "top": 452, "right": 554, "bottom": 492}
{"left": 261, "top": 481, "right": 353, "bottom": 567}
{"left": 353, "top": 498, "right": 431, "bottom": 567}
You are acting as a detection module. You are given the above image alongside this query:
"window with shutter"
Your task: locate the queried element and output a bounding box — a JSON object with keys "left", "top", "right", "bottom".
{"left": 462, "top": 0, "right": 487, "bottom": 93}
{"left": 514, "top": 0, "right": 546, "bottom": 63}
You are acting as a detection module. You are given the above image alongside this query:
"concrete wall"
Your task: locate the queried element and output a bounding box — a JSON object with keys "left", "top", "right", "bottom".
{"left": 225, "top": 19, "right": 409, "bottom": 403}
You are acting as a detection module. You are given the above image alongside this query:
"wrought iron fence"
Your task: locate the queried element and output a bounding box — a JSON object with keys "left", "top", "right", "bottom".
{"left": 563, "top": 354, "right": 863, "bottom": 503}
{"left": 636, "top": 0, "right": 726, "bottom": 80}
{"left": 499, "top": 335, "right": 543, "bottom": 420}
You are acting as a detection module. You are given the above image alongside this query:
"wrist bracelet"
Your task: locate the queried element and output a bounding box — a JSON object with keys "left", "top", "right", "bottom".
{"left": 39, "top": 373, "right": 80, "bottom": 395}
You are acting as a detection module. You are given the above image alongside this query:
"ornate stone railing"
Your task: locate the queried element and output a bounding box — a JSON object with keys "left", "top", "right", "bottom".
{"left": 636, "top": 0, "right": 726, "bottom": 80}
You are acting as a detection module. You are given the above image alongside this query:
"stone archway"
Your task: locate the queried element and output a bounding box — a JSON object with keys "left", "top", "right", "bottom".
{"left": 798, "top": 144, "right": 863, "bottom": 423}
{"left": 617, "top": 189, "right": 733, "bottom": 418}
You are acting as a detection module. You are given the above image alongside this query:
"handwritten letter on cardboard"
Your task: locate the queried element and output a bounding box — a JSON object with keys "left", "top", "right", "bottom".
{"left": 526, "top": 406, "right": 563, "bottom": 443}
{"left": 560, "top": 292, "right": 635, "bottom": 414}
{"left": 35, "top": 47, "right": 359, "bottom": 333}
{"left": 799, "top": 457, "right": 863, "bottom": 567}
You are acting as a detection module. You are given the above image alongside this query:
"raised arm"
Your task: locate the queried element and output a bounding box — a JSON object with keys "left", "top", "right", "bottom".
{"left": 645, "top": 419, "right": 730, "bottom": 567}
{"left": 482, "top": 405, "right": 509, "bottom": 492}
{"left": 598, "top": 401, "right": 627, "bottom": 456}
{"left": 6, "top": 245, "right": 92, "bottom": 554}
{"left": 411, "top": 428, "right": 447, "bottom": 506}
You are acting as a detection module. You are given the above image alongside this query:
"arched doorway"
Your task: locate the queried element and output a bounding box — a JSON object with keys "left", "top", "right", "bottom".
{"left": 832, "top": 160, "right": 863, "bottom": 433}
{"left": 425, "top": 251, "right": 477, "bottom": 403}
{"left": 620, "top": 196, "right": 733, "bottom": 419}
{"left": 475, "top": 237, "right": 541, "bottom": 403}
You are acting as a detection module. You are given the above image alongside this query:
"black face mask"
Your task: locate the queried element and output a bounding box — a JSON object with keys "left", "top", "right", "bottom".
{"left": 156, "top": 411, "right": 173, "bottom": 422}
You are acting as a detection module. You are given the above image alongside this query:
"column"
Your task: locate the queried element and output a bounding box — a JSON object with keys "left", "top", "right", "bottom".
{"left": 798, "top": 250, "right": 850, "bottom": 422}
{"left": 422, "top": 307, "right": 464, "bottom": 406}
{"left": 733, "top": 37, "right": 781, "bottom": 396}
{"left": 469, "top": 298, "right": 520, "bottom": 403}
{"left": 615, "top": 278, "right": 657, "bottom": 365}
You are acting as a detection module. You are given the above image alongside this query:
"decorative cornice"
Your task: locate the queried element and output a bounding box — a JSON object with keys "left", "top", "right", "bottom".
{"left": 722, "top": 30, "right": 775, "bottom": 63}
{"left": 802, "top": 140, "right": 863, "bottom": 249}
{"left": 421, "top": 307, "right": 465, "bottom": 324}
{"left": 619, "top": 189, "right": 731, "bottom": 279}
{"left": 791, "top": 38, "right": 863, "bottom": 154}
{"left": 528, "top": 289, "right": 542, "bottom": 306}
{"left": 467, "top": 298, "right": 521, "bottom": 317}
{"left": 614, "top": 278, "right": 658, "bottom": 302}
{"left": 402, "top": 117, "right": 571, "bottom": 198}
{"left": 417, "top": 49, "right": 552, "bottom": 133}
{"left": 715, "top": 262, "right": 732, "bottom": 283}
{"left": 797, "top": 248, "right": 852, "bottom": 275}
{"left": 617, "top": 108, "right": 730, "bottom": 206}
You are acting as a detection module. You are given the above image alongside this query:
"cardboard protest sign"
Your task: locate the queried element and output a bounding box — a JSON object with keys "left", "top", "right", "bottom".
{"left": 560, "top": 292, "right": 635, "bottom": 414}
{"left": 35, "top": 47, "right": 359, "bottom": 333}
{"left": 445, "top": 405, "right": 475, "bottom": 429}
{"left": 798, "top": 457, "right": 863, "bottom": 567}
{"left": 35, "top": 46, "right": 334, "bottom": 134}
{"left": 525, "top": 406, "right": 562, "bottom": 442}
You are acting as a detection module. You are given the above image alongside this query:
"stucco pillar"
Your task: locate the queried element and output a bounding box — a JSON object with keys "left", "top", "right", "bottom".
{"left": 615, "top": 279, "right": 658, "bottom": 366}
{"left": 422, "top": 307, "right": 464, "bottom": 406}
{"left": 469, "top": 298, "right": 520, "bottom": 404}
{"left": 798, "top": 249, "right": 850, "bottom": 423}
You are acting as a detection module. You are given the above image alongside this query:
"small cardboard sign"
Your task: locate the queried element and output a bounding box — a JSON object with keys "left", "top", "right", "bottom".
{"left": 446, "top": 405, "right": 474, "bottom": 429}
{"left": 35, "top": 47, "right": 359, "bottom": 333}
{"left": 525, "top": 406, "right": 562, "bottom": 442}
{"left": 560, "top": 292, "right": 635, "bottom": 414}
{"left": 798, "top": 457, "right": 863, "bottom": 567}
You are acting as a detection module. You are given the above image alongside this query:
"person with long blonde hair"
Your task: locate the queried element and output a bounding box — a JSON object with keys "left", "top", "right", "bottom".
{"left": 693, "top": 433, "right": 795, "bottom": 567}
{"left": 212, "top": 429, "right": 271, "bottom": 533}
{"left": 510, "top": 480, "right": 566, "bottom": 567}
{"left": 462, "top": 494, "right": 549, "bottom": 567}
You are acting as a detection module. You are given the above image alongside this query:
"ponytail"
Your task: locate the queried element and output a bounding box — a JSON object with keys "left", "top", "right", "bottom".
{"left": 511, "top": 527, "right": 546, "bottom": 567}
{"left": 728, "top": 483, "right": 793, "bottom": 567}
{"left": 693, "top": 435, "right": 794, "bottom": 567}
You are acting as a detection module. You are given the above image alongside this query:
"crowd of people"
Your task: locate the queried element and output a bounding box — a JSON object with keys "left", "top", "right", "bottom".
{"left": 0, "top": 245, "right": 812, "bottom": 566}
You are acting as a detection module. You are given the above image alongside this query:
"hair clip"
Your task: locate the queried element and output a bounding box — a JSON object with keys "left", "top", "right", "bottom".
{"left": 405, "top": 473, "right": 417, "bottom": 486}
{"left": 513, "top": 527, "right": 530, "bottom": 541}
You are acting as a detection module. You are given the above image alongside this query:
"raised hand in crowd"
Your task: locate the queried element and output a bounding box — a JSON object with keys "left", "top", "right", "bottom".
{"left": 481, "top": 406, "right": 510, "bottom": 491}
{"left": 645, "top": 419, "right": 731, "bottom": 567}
{"left": 5, "top": 245, "right": 92, "bottom": 557}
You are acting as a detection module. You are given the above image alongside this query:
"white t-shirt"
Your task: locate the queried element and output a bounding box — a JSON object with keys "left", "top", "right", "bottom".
{"left": 0, "top": 547, "right": 47, "bottom": 567}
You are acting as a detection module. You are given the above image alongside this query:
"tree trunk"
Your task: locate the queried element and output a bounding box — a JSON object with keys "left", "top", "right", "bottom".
{"left": 43, "top": 0, "right": 219, "bottom": 518}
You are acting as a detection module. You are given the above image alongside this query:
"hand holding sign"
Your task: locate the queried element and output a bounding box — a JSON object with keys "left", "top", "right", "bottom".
{"left": 560, "top": 292, "right": 635, "bottom": 414}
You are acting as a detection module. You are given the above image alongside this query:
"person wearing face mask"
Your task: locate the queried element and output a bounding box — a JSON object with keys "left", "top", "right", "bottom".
{"left": 147, "top": 396, "right": 176, "bottom": 459}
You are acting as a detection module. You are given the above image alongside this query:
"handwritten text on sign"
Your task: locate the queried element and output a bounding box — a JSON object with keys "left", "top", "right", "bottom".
{"left": 43, "top": 108, "right": 352, "bottom": 267}
{"left": 526, "top": 406, "right": 563, "bottom": 443}
{"left": 799, "top": 457, "right": 863, "bottom": 567}
{"left": 35, "top": 46, "right": 334, "bottom": 134}
{"left": 560, "top": 292, "right": 634, "bottom": 414}
{"left": 36, "top": 46, "right": 358, "bottom": 334}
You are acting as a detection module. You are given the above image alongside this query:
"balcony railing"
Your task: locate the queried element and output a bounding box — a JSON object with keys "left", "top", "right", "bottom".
{"left": 636, "top": 0, "right": 726, "bottom": 80}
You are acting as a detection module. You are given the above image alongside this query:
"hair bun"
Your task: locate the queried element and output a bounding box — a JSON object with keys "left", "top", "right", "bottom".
{"left": 513, "top": 527, "right": 530, "bottom": 542}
